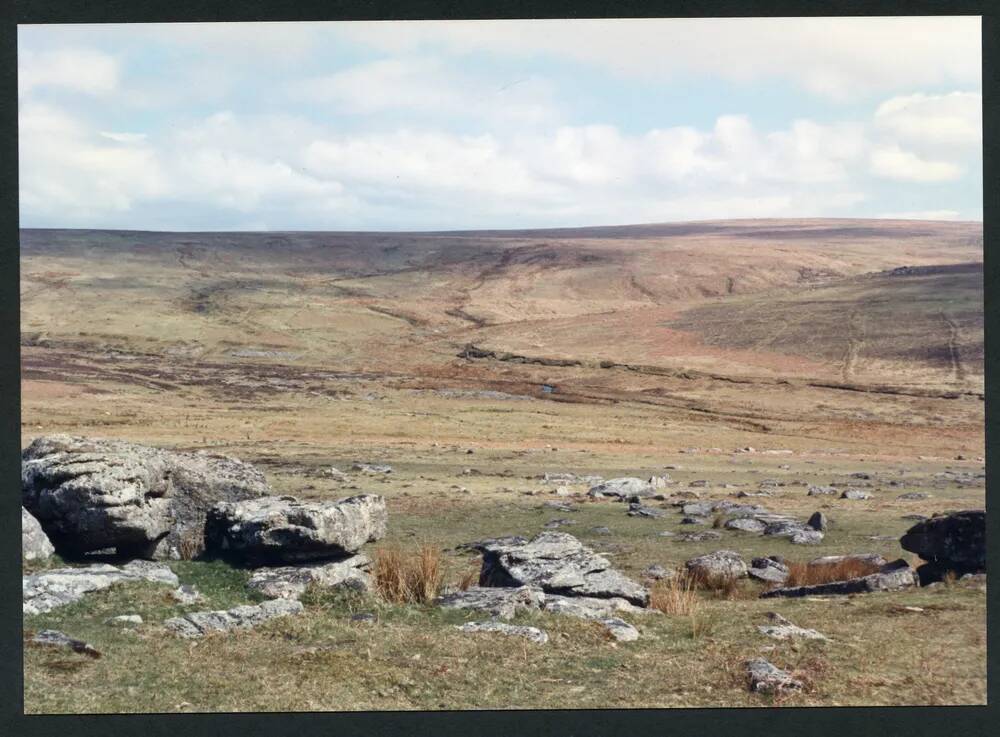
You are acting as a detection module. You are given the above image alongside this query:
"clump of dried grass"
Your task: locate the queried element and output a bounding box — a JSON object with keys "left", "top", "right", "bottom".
{"left": 784, "top": 558, "right": 881, "bottom": 587}
{"left": 373, "top": 544, "right": 444, "bottom": 604}
{"left": 650, "top": 574, "right": 699, "bottom": 616}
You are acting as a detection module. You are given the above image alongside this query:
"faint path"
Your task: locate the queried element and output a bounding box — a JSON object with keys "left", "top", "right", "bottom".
{"left": 940, "top": 311, "right": 967, "bottom": 383}
{"left": 840, "top": 310, "right": 865, "bottom": 382}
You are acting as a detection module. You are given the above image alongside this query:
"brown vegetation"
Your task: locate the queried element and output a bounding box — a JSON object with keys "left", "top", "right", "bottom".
{"left": 373, "top": 545, "right": 444, "bottom": 604}
{"left": 784, "top": 558, "right": 882, "bottom": 587}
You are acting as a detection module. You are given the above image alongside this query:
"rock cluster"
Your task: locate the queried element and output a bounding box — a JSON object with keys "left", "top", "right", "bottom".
{"left": 23, "top": 560, "right": 179, "bottom": 615}
{"left": 165, "top": 599, "right": 304, "bottom": 638}
{"left": 22, "top": 435, "right": 269, "bottom": 559}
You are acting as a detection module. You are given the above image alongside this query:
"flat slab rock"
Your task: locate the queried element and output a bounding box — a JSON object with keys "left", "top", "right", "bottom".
{"left": 478, "top": 532, "right": 649, "bottom": 606}
{"left": 24, "top": 560, "right": 179, "bottom": 615}
{"left": 455, "top": 620, "right": 549, "bottom": 644}
{"left": 22, "top": 435, "right": 269, "bottom": 559}
{"left": 247, "top": 554, "right": 372, "bottom": 599}
{"left": 746, "top": 658, "right": 803, "bottom": 693}
{"left": 761, "top": 560, "right": 917, "bottom": 599}
{"left": 205, "top": 494, "right": 387, "bottom": 562}
{"left": 165, "top": 599, "right": 304, "bottom": 638}
{"left": 757, "top": 613, "right": 828, "bottom": 641}
{"left": 437, "top": 585, "right": 546, "bottom": 620}
{"left": 22, "top": 507, "right": 54, "bottom": 562}
{"left": 31, "top": 629, "right": 102, "bottom": 658}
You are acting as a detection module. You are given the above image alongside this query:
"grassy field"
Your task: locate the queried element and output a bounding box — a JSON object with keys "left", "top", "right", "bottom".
{"left": 20, "top": 220, "right": 985, "bottom": 711}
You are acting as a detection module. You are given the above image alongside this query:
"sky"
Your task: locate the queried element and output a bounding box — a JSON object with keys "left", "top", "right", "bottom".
{"left": 17, "top": 17, "right": 983, "bottom": 231}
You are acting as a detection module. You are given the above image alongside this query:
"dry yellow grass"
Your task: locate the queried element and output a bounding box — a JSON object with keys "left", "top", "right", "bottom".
{"left": 650, "top": 574, "right": 699, "bottom": 616}
{"left": 785, "top": 558, "right": 882, "bottom": 587}
{"left": 373, "top": 545, "right": 445, "bottom": 604}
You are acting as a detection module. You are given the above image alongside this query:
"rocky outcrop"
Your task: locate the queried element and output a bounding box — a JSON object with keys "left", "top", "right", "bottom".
{"left": 478, "top": 532, "right": 649, "bottom": 606}
{"left": 22, "top": 435, "right": 269, "bottom": 559}
{"left": 23, "top": 560, "right": 179, "bottom": 615}
{"left": 246, "top": 554, "right": 372, "bottom": 599}
{"left": 685, "top": 550, "right": 748, "bottom": 580}
{"left": 900, "top": 510, "right": 986, "bottom": 583}
{"left": 164, "top": 599, "right": 303, "bottom": 638}
{"left": 757, "top": 613, "right": 828, "bottom": 641}
{"left": 205, "top": 494, "right": 387, "bottom": 563}
{"left": 760, "top": 559, "right": 917, "bottom": 598}
{"left": 22, "top": 507, "right": 54, "bottom": 563}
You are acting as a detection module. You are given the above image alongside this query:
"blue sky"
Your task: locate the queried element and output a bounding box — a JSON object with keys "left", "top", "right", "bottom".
{"left": 18, "top": 18, "right": 982, "bottom": 231}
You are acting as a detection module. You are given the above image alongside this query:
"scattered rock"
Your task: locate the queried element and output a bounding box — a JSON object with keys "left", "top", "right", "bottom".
{"left": 677, "top": 531, "right": 722, "bottom": 542}
{"left": 642, "top": 564, "right": 674, "bottom": 581}
{"left": 807, "top": 485, "right": 838, "bottom": 496}
{"left": 685, "top": 550, "right": 748, "bottom": 580}
{"left": 841, "top": 489, "right": 872, "bottom": 500}
{"left": 791, "top": 529, "right": 824, "bottom": 545}
{"left": 591, "top": 526, "right": 612, "bottom": 536}
{"left": 23, "top": 561, "right": 179, "bottom": 615}
{"left": 455, "top": 620, "right": 548, "bottom": 644}
{"left": 205, "top": 494, "right": 387, "bottom": 563}
{"left": 601, "top": 617, "right": 640, "bottom": 642}
{"left": 478, "top": 532, "right": 649, "bottom": 606}
{"left": 31, "top": 629, "right": 101, "bottom": 658}
{"left": 587, "top": 478, "right": 653, "bottom": 500}
{"left": 22, "top": 435, "right": 270, "bottom": 559}
{"left": 247, "top": 554, "right": 372, "bottom": 599}
{"left": 628, "top": 504, "right": 666, "bottom": 519}
{"left": 680, "top": 516, "right": 706, "bottom": 525}
{"left": 164, "top": 599, "right": 304, "bottom": 638}
{"left": 543, "top": 518, "right": 577, "bottom": 529}
{"left": 897, "top": 492, "right": 930, "bottom": 500}
{"left": 748, "top": 564, "right": 789, "bottom": 585}
{"left": 725, "top": 517, "right": 766, "bottom": 534}
{"left": 542, "top": 594, "right": 648, "bottom": 624}
{"left": 171, "top": 584, "right": 203, "bottom": 605}
{"left": 806, "top": 512, "right": 827, "bottom": 532}
{"left": 746, "top": 658, "right": 803, "bottom": 693}
{"left": 105, "top": 614, "right": 143, "bottom": 627}
{"left": 22, "top": 507, "right": 54, "bottom": 563}
{"left": 351, "top": 463, "right": 392, "bottom": 474}
{"left": 757, "top": 612, "right": 828, "bottom": 641}
{"left": 350, "top": 612, "right": 376, "bottom": 623}
{"left": 437, "top": 585, "right": 545, "bottom": 620}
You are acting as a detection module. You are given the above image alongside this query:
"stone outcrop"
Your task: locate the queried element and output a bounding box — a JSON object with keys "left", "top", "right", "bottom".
{"left": 164, "top": 599, "right": 303, "bottom": 638}
{"left": 22, "top": 507, "right": 54, "bottom": 563}
{"left": 22, "top": 435, "right": 269, "bottom": 559}
{"left": 437, "top": 585, "right": 545, "bottom": 620}
{"left": 246, "top": 554, "right": 372, "bottom": 599}
{"left": 757, "top": 612, "right": 828, "bottom": 641}
{"left": 587, "top": 478, "right": 653, "bottom": 500}
{"left": 204, "top": 494, "right": 387, "bottom": 563}
{"left": 900, "top": 510, "right": 985, "bottom": 583}
{"left": 23, "top": 560, "right": 179, "bottom": 615}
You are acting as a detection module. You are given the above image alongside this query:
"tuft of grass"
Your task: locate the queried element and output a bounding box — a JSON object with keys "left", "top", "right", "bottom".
{"left": 650, "top": 574, "right": 699, "bottom": 616}
{"left": 785, "top": 558, "right": 882, "bottom": 587}
{"left": 456, "top": 558, "right": 481, "bottom": 591}
{"left": 373, "top": 544, "right": 444, "bottom": 604}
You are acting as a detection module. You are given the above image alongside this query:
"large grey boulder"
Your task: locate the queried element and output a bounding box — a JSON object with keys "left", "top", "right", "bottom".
{"left": 23, "top": 560, "right": 179, "bottom": 615}
{"left": 165, "top": 598, "right": 303, "bottom": 638}
{"left": 247, "top": 554, "right": 372, "bottom": 599}
{"left": 685, "top": 550, "right": 748, "bottom": 580}
{"left": 478, "top": 532, "right": 649, "bottom": 606}
{"left": 205, "top": 494, "right": 387, "bottom": 563}
{"left": 22, "top": 435, "right": 269, "bottom": 559}
{"left": 900, "top": 510, "right": 985, "bottom": 583}
{"left": 22, "top": 507, "right": 54, "bottom": 563}
{"left": 587, "top": 477, "right": 652, "bottom": 500}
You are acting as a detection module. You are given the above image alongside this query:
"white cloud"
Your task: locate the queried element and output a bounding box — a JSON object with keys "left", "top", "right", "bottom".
{"left": 100, "top": 131, "right": 148, "bottom": 143}
{"left": 339, "top": 17, "right": 981, "bottom": 102}
{"left": 874, "top": 92, "right": 981, "bottom": 148}
{"left": 18, "top": 48, "right": 119, "bottom": 96}
{"left": 870, "top": 144, "right": 963, "bottom": 183}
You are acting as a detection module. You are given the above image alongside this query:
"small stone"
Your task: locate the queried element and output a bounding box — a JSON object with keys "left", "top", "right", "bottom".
{"left": 841, "top": 489, "right": 872, "bottom": 500}
{"left": 601, "top": 617, "right": 640, "bottom": 642}
{"left": 105, "top": 614, "right": 143, "bottom": 627}
{"left": 31, "top": 629, "right": 102, "bottom": 658}
{"left": 456, "top": 621, "right": 548, "bottom": 644}
{"left": 746, "top": 658, "right": 802, "bottom": 693}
